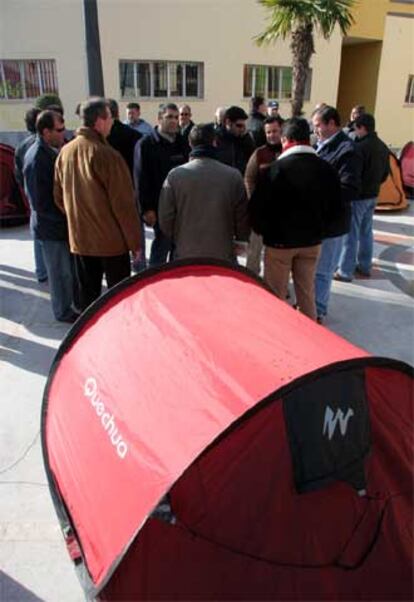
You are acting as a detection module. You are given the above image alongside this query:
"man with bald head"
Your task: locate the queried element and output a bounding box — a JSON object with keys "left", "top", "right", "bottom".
{"left": 179, "top": 104, "right": 194, "bottom": 140}
{"left": 214, "top": 106, "right": 226, "bottom": 129}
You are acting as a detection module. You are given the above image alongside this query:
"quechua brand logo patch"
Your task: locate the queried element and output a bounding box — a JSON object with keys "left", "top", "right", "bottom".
{"left": 282, "top": 369, "right": 370, "bottom": 494}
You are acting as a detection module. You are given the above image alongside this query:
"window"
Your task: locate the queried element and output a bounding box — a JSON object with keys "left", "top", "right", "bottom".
{"left": 404, "top": 75, "right": 414, "bottom": 105}
{"left": 243, "top": 64, "right": 312, "bottom": 101}
{"left": 119, "top": 60, "right": 204, "bottom": 99}
{"left": 0, "top": 59, "right": 58, "bottom": 100}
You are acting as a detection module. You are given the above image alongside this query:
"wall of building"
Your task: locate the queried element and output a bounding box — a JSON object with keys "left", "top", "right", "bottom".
{"left": 98, "top": 0, "right": 342, "bottom": 124}
{"left": 337, "top": 41, "right": 382, "bottom": 123}
{"left": 375, "top": 13, "right": 414, "bottom": 147}
{"left": 0, "top": 0, "right": 342, "bottom": 133}
{"left": 0, "top": 0, "right": 87, "bottom": 131}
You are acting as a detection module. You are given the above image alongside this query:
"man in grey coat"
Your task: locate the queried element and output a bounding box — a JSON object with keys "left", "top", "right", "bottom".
{"left": 158, "top": 123, "right": 250, "bottom": 262}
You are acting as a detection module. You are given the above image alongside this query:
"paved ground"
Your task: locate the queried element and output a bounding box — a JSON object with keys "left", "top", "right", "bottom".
{"left": 0, "top": 207, "right": 413, "bottom": 601}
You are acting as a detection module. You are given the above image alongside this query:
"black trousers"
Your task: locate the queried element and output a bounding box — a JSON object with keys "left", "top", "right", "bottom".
{"left": 74, "top": 253, "right": 131, "bottom": 311}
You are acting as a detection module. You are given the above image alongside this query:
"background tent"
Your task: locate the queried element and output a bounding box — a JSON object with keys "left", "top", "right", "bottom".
{"left": 377, "top": 151, "right": 408, "bottom": 211}
{"left": 42, "top": 261, "right": 413, "bottom": 601}
{"left": 0, "top": 143, "right": 30, "bottom": 226}
{"left": 400, "top": 141, "right": 414, "bottom": 199}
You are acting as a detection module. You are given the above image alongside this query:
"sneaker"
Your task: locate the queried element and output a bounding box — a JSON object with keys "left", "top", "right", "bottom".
{"left": 38, "top": 277, "right": 48, "bottom": 283}
{"left": 333, "top": 271, "right": 352, "bottom": 283}
{"left": 316, "top": 315, "right": 324, "bottom": 325}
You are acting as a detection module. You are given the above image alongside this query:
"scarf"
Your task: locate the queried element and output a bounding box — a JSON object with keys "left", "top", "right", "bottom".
{"left": 189, "top": 145, "right": 218, "bottom": 160}
{"left": 281, "top": 139, "right": 311, "bottom": 153}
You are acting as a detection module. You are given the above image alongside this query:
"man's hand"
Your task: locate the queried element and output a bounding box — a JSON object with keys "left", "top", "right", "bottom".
{"left": 131, "top": 248, "right": 142, "bottom": 263}
{"left": 233, "top": 241, "right": 248, "bottom": 257}
{"left": 143, "top": 210, "right": 157, "bottom": 227}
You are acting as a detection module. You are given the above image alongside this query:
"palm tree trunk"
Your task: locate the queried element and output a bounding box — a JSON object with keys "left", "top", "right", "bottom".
{"left": 290, "top": 23, "right": 314, "bottom": 117}
{"left": 83, "top": 0, "right": 105, "bottom": 96}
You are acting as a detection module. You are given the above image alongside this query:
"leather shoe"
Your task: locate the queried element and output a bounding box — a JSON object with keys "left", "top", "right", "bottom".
{"left": 57, "top": 311, "right": 80, "bottom": 324}
{"left": 355, "top": 266, "right": 371, "bottom": 278}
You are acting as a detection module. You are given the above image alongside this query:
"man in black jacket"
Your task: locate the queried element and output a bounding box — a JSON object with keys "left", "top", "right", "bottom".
{"left": 335, "top": 113, "right": 389, "bottom": 281}
{"left": 107, "top": 99, "right": 141, "bottom": 177}
{"left": 107, "top": 99, "right": 146, "bottom": 271}
{"left": 249, "top": 117, "right": 342, "bottom": 320}
{"left": 343, "top": 104, "right": 365, "bottom": 140}
{"left": 134, "top": 103, "right": 189, "bottom": 266}
{"left": 246, "top": 96, "right": 267, "bottom": 147}
{"left": 312, "top": 105, "right": 361, "bottom": 322}
{"left": 216, "top": 106, "right": 255, "bottom": 175}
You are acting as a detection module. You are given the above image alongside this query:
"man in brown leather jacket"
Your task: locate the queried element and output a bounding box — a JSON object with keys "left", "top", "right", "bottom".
{"left": 54, "top": 98, "right": 142, "bottom": 310}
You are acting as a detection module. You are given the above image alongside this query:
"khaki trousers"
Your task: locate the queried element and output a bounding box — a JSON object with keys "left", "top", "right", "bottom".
{"left": 246, "top": 231, "right": 263, "bottom": 275}
{"left": 264, "top": 244, "right": 321, "bottom": 320}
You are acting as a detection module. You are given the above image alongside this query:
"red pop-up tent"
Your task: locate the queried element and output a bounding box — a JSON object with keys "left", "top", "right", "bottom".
{"left": 42, "top": 261, "right": 413, "bottom": 601}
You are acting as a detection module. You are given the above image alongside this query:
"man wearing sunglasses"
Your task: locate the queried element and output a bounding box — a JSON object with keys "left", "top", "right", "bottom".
{"left": 179, "top": 104, "right": 194, "bottom": 141}
{"left": 23, "top": 110, "right": 77, "bottom": 323}
{"left": 216, "top": 105, "right": 255, "bottom": 175}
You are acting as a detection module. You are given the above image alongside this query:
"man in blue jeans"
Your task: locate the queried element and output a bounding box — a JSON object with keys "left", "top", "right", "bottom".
{"left": 23, "top": 110, "right": 77, "bottom": 323}
{"left": 311, "top": 106, "right": 361, "bottom": 323}
{"left": 335, "top": 113, "right": 389, "bottom": 282}
{"left": 14, "top": 107, "right": 48, "bottom": 282}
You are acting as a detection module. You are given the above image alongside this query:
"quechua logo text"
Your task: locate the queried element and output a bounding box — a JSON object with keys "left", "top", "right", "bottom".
{"left": 83, "top": 377, "right": 128, "bottom": 459}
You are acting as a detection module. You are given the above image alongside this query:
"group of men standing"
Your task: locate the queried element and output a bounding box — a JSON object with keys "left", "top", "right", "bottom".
{"left": 16, "top": 94, "right": 389, "bottom": 326}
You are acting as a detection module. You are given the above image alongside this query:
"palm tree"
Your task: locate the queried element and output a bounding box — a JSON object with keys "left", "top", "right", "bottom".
{"left": 255, "top": 0, "right": 355, "bottom": 116}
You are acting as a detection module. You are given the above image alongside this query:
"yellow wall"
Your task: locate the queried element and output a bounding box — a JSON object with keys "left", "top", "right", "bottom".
{"left": 0, "top": 0, "right": 87, "bottom": 131}
{"left": 375, "top": 14, "right": 414, "bottom": 146}
{"left": 337, "top": 41, "right": 382, "bottom": 123}
{"left": 386, "top": 0, "right": 414, "bottom": 16}
{"left": 349, "top": 0, "right": 388, "bottom": 40}
{"left": 348, "top": 0, "right": 414, "bottom": 39}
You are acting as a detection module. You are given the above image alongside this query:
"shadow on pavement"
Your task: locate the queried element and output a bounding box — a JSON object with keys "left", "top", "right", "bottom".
{"left": 0, "top": 273, "right": 70, "bottom": 338}
{"left": 0, "top": 225, "right": 31, "bottom": 241}
{"left": 0, "top": 571, "right": 45, "bottom": 601}
{"left": 0, "top": 272, "right": 47, "bottom": 293}
{"left": 378, "top": 244, "right": 414, "bottom": 297}
{"left": 0, "top": 265, "right": 35, "bottom": 278}
{"left": 374, "top": 212, "right": 414, "bottom": 237}
{"left": 0, "top": 333, "right": 57, "bottom": 377}
{"left": 0, "top": 269, "right": 68, "bottom": 376}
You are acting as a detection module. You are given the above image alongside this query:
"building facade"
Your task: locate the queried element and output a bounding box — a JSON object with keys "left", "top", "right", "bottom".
{"left": 0, "top": 0, "right": 413, "bottom": 147}
{"left": 336, "top": 0, "right": 414, "bottom": 147}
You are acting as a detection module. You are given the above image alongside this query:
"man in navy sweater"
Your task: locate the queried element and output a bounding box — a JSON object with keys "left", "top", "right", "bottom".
{"left": 23, "top": 110, "right": 77, "bottom": 322}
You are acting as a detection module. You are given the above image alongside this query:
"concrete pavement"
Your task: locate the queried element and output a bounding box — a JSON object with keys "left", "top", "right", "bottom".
{"left": 0, "top": 207, "right": 413, "bottom": 601}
